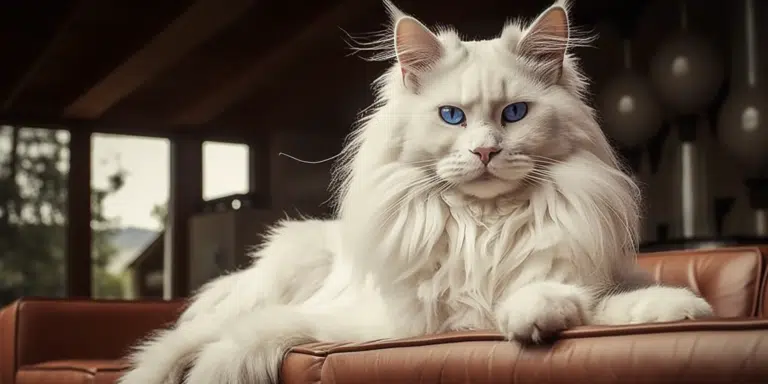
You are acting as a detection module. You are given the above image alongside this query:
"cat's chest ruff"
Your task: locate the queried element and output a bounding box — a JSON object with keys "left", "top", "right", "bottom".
{"left": 420, "top": 214, "right": 512, "bottom": 331}
{"left": 441, "top": 190, "right": 524, "bottom": 226}
{"left": 414, "top": 196, "right": 546, "bottom": 331}
{"left": 425, "top": 194, "right": 532, "bottom": 281}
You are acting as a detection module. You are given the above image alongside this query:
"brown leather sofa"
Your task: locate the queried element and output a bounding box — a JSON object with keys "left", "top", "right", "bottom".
{"left": 2, "top": 247, "right": 768, "bottom": 384}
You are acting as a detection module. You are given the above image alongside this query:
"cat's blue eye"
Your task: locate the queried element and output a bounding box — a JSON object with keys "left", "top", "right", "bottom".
{"left": 439, "top": 106, "right": 466, "bottom": 125}
{"left": 502, "top": 102, "right": 528, "bottom": 123}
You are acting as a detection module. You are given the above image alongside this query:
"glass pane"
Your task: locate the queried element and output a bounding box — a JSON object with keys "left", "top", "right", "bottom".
{"left": 91, "top": 133, "right": 169, "bottom": 299}
{"left": 203, "top": 141, "right": 249, "bottom": 201}
{"left": 0, "top": 126, "right": 69, "bottom": 306}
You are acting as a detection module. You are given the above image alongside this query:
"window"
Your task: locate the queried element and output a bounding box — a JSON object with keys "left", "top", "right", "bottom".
{"left": 202, "top": 141, "right": 249, "bottom": 201}
{"left": 0, "top": 126, "right": 69, "bottom": 306}
{"left": 91, "top": 133, "right": 169, "bottom": 299}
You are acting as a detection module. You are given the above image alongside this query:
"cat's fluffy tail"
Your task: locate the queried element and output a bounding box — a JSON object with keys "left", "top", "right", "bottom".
{"left": 119, "top": 304, "right": 326, "bottom": 384}
{"left": 118, "top": 312, "right": 227, "bottom": 384}
{"left": 181, "top": 297, "right": 393, "bottom": 384}
{"left": 120, "top": 290, "right": 392, "bottom": 384}
{"left": 118, "top": 219, "right": 340, "bottom": 384}
{"left": 181, "top": 306, "right": 318, "bottom": 383}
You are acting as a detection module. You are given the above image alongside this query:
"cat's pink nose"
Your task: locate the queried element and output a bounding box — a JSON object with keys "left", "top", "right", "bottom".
{"left": 470, "top": 147, "right": 501, "bottom": 165}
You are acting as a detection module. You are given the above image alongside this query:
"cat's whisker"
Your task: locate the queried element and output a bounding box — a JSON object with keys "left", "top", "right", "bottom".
{"left": 528, "top": 168, "right": 560, "bottom": 179}
{"left": 527, "top": 172, "right": 553, "bottom": 182}
{"left": 404, "top": 165, "right": 439, "bottom": 174}
{"left": 405, "top": 158, "right": 439, "bottom": 164}
{"left": 522, "top": 175, "right": 549, "bottom": 187}
{"left": 524, "top": 172, "right": 549, "bottom": 181}
{"left": 525, "top": 168, "right": 552, "bottom": 179}
{"left": 404, "top": 160, "right": 441, "bottom": 169}
{"left": 527, "top": 154, "right": 566, "bottom": 164}
{"left": 530, "top": 161, "right": 561, "bottom": 170}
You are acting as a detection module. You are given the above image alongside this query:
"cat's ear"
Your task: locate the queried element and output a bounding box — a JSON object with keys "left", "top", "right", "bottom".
{"left": 385, "top": 1, "right": 443, "bottom": 91}
{"left": 516, "top": 2, "right": 570, "bottom": 81}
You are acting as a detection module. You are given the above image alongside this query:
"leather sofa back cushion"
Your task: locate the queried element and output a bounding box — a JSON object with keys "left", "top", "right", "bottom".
{"left": 637, "top": 247, "right": 764, "bottom": 318}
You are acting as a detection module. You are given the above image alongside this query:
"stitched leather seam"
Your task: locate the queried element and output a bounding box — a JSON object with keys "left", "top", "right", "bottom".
{"left": 288, "top": 319, "right": 768, "bottom": 356}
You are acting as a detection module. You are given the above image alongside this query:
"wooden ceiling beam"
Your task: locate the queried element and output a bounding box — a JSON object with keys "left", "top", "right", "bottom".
{"left": 1, "top": 0, "right": 87, "bottom": 112}
{"left": 63, "top": 0, "right": 255, "bottom": 120}
{"left": 170, "top": 0, "right": 376, "bottom": 126}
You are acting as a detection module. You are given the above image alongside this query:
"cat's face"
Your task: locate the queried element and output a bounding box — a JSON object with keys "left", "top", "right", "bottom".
{"left": 399, "top": 41, "right": 574, "bottom": 199}
{"left": 389, "top": 1, "right": 581, "bottom": 199}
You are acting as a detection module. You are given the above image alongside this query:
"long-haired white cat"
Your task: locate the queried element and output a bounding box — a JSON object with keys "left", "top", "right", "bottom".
{"left": 120, "top": 1, "right": 714, "bottom": 383}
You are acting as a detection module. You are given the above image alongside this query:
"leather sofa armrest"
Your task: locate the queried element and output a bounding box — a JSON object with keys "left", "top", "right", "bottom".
{"left": 637, "top": 247, "right": 766, "bottom": 317}
{"left": 0, "top": 297, "right": 185, "bottom": 384}
{"left": 283, "top": 319, "right": 768, "bottom": 384}
{"left": 761, "top": 263, "right": 768, "bottom": 317}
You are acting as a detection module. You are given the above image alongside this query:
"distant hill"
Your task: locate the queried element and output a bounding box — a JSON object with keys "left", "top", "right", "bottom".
{"left": 107, "top": 227, "right": 160, "bottom": 274}
{"left": 111, "top": 226, "right": 157, "bottom": 250}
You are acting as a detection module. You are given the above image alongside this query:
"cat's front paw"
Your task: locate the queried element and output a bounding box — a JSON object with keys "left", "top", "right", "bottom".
{"left": 495, "top": 282, "right": 591, "bottom": 343}
{"left": 595, "top": 286, "right": 714, "bottom": 325}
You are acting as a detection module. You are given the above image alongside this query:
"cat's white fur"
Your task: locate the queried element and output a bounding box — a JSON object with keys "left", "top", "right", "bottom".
{"left": 119, "top": 1, "right": 713, "bottom": 383}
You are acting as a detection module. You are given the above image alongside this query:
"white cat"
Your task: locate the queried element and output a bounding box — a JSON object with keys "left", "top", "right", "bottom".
{"left": 119, "top": 1, "right": 714, "bottom": 383}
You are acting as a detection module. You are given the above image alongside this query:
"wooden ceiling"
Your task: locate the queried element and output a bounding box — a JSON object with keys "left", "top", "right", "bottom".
{"left": 0, "top": 0, "right": 728, "bottom": 141}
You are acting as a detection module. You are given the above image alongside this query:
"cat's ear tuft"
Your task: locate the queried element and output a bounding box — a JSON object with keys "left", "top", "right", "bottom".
{"left": 388, "top": 3, "right": 443, "bottom": 91}
{"left": 517, "top": 2, "right": 570, "bottom": 82}
{"left": 383, "top": 0, "right": 407, "bottom": 24}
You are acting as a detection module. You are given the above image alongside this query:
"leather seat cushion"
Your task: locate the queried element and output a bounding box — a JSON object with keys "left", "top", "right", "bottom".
{"left": 16, "top": 360, "right": 128, "bottom": 384}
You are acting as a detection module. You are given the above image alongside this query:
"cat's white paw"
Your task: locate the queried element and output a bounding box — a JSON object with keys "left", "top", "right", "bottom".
{"left": 595, "top": 286, "right": 715, "bottom": 325}
{"left": 185, "top": 337, "right": 281, "bottom": 384}
{"left": 495, "top": 282, "right": 591, "bottom": 343}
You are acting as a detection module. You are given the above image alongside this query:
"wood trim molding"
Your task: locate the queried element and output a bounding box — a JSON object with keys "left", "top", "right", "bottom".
{"left": 66, "top": 129, "right": 92, "bottom": 297}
